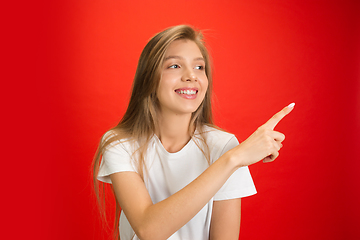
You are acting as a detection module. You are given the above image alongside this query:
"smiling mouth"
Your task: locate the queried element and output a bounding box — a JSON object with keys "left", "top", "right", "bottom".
{"left": 174, "top": 89, "right": 198, "bottom": 95}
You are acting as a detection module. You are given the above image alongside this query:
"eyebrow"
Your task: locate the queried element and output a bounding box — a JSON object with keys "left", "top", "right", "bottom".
{"left": 164, "top": 55, "right": 205, "bottom": 62}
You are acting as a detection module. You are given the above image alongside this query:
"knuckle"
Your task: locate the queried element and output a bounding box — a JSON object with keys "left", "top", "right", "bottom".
{"left": 272, "top": 113, "right": 280, "bottom": 120}
{"left": 273, "top": 113, "right": 281, "bottom": 121}
{"left": 265, "top": 135, "right": 273, "bottom": 143}
{"left": 266, "top": 144, "right": 273, "bottom": 153}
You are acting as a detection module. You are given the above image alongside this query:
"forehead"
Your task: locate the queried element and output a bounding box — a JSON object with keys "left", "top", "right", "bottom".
{"left": 164, "top": 39, "right": 203, "bottom": 58}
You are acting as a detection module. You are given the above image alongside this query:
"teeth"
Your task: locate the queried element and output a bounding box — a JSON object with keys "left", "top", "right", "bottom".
{"left": 178, "top": 90, "right": 196, "bottom": 95}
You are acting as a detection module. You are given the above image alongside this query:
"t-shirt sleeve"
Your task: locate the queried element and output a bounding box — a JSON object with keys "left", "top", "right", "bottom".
{"left": 213, "top": 136, "right": 257, "bottom": 201}
{"left": 97, "top": 141, "right": 136, "bottom": 184}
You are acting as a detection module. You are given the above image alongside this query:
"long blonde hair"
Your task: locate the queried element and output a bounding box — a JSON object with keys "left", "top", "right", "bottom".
{"left": 92, "top": 25, "right": 216, "bottom": 239}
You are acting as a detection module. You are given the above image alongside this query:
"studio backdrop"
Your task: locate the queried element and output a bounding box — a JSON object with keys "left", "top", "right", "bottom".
{"left": 5, "top": 0, "right": 359, "bottom": 240}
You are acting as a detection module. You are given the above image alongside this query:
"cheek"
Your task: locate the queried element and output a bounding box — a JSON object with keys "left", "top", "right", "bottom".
{"left": 156, "top": 80, "right": 171, "bottom": 101}
{"left": 204, "top": 79, "right": 209, "bottom": 89}
{"left": 201, "top": 77, "right": 209, "bottom": 93}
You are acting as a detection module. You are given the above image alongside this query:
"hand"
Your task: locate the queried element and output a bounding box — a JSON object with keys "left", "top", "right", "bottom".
{"left": 228, "top": 103, "right": 295, "bottom": 167}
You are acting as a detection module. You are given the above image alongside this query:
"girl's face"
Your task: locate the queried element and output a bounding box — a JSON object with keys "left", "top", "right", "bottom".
{"left": 157, "top": 39, "right": 208, "bottom": 117}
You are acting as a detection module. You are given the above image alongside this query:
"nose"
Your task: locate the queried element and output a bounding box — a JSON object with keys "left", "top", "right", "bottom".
{"left": 181, "top": 68, "right": 197, "bottom": 82}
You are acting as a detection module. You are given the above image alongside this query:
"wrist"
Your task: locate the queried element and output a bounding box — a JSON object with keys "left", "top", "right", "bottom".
{"left": 222, "top": 150, "right": 242, "bottom": 172}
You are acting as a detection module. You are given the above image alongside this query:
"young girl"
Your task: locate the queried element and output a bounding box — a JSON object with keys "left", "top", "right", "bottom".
{"left": 93, "top": 25, "right": 294, "bottom": 240}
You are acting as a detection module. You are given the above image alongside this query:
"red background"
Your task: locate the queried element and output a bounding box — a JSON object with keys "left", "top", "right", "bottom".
{"left": 3, "top": 0, "right": 359, "bottom": 239}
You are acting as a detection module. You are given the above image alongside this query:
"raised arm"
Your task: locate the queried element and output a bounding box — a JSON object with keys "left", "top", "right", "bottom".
{"left": 110, "top": 103, "right": 295, "bottom": 240}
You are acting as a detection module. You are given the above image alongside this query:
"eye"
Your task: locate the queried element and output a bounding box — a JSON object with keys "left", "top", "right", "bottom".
{"left": 195, "top": 65, "right": 204, "bottom": 70}
{"left": 169, "top": 64, "right": 180, "bottom": 69}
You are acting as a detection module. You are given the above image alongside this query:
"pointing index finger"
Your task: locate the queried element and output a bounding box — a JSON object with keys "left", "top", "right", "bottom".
{"left": 264, "top": 103, "right": 295, "bottom": 130}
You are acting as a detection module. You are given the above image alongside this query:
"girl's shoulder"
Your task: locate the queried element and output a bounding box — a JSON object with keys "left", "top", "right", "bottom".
{"left": 101, "top": 129, "right": 136, "bottom": 152}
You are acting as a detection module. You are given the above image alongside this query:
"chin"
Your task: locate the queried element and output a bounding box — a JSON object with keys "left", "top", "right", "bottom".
{"left": 183, "top": 105, "right": 201, "bottom": 114}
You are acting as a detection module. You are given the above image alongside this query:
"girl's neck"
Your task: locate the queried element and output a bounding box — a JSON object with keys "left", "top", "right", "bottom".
{"left": 156, "top": 113, "right": 194, "bottom": 153}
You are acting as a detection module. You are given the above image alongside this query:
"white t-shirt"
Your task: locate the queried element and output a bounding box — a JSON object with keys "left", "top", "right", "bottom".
{"left": 98, "top": 126, "right": 257, "bottom": 240}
